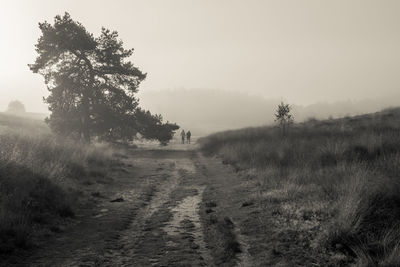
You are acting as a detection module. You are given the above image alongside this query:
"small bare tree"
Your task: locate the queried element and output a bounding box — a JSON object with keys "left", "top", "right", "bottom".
{"left": 274, "top": 101, "right": 293, "bottom": 135}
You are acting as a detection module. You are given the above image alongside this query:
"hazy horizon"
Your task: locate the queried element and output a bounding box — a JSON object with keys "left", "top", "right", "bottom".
{"left": 7, "top": 86, "right": 400, "bottom": 135}
{"left": 137, "top": 88, "right": 400, "bottom": 134}
{"left": 1, "top": 1, "right": 400, "bottom": 116}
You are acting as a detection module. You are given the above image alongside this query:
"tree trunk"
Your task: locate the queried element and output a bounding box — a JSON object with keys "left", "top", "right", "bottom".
{"left": 73, "top": 51, "right": 94, "bottom": 143}
{"left": 81, "top": 93, "right": 91, "bottom": 143}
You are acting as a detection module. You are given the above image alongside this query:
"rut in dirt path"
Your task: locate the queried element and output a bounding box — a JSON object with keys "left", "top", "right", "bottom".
{"left": 102, "top": 160, "right": 181, "bottom": 265}
{"left": 162, "top": 184, "right": 212, "bottom": 265}
{"left": 104, "top": 156, "right": 212, "bottom": 266}
{"left": 195, "top": 155, "right": 255, "bottom": 267}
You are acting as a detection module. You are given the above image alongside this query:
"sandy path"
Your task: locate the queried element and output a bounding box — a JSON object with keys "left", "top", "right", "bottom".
{"left": 7, "top": 145, "right": 221, "bottom": 266}
{"left": 6, "top": 142, "right": 256, "bottom": 267}
{"left": 108, "top": 154, "right": 212, "bottom": 266}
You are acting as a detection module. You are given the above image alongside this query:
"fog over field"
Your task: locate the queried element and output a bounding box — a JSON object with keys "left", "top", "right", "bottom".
{"left": 5, "top": 88, "right": 400, "bottom": 135}
{"left": 138, "top": 89, "right": 400, "bottom": 134}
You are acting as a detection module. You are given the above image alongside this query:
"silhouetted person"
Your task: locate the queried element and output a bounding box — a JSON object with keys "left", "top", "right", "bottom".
{"left": 186, "top": 131, "right": 191, "bottom": 144}
{"left": 180, "top": 129, "right": 185, "bottom": 144}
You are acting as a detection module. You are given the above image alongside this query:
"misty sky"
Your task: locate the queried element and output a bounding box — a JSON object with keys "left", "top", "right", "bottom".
{"left": 1, "top": 0, "right": 400, "bottom": 113}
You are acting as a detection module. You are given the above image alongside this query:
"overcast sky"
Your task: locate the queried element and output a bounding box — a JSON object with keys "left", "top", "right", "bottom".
{"left": 1, "top": 0, "right": 400, "bottom": 113}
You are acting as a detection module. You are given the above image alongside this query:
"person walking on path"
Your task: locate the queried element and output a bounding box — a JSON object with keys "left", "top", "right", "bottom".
{"left": 186, "top": 131, "right": 191, "bottom": 144}
{"left": 180, "top": 129, "right": 185, "bottom": 144}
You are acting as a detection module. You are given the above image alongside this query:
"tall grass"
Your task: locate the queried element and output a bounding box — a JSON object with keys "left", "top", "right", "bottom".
{"left": 0, "top": 113, "right": 116, "bottom": 253}
{"left": 199, "top": 107, "right": 400, "bottom": 265}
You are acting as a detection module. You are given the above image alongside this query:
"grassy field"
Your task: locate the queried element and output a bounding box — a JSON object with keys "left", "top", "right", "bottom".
{"left": 0, "top": 113, "right": 116, "bottom": 254}
{"left": 199, "top": 107, "right": 400, "bottom": 266}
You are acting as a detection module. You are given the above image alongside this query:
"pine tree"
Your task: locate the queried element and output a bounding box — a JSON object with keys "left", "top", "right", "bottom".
{"left": 274, "top": 102, "right": 294, "bottom": 135}
{"left": 29, "top": 13, "right": 178, "bottom": 143}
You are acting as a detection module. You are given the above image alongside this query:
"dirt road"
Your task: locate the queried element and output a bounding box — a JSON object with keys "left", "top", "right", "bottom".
{"left": 5, "top": 141, "right": 252, "bottom": 267}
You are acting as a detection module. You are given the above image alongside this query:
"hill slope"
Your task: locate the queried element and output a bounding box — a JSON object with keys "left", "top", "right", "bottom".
{"left": 199, "top": 107, "right": 400, "bottom": 266}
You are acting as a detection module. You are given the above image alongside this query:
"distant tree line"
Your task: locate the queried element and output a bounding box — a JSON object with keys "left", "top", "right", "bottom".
{"left": 30, "top": 13, "right": 178, "bottom": 143}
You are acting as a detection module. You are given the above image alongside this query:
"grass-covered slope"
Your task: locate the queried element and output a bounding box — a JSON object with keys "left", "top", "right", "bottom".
{"left": 0, "top": 113, "right": 115, "bottom": 254}
{"left": 199, "top": 107, "right": 400, "bottom": 266}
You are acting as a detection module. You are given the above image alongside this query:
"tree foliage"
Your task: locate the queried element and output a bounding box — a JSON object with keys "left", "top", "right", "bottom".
{"left": 135, "top": 109, "right": 179, "bottom": 145}
{"left": 274, "top": 101, "right": 293, "bottom": 134}
{"left": 30, "top": 13, "right": 178, "bottom": 144}
{"left": 7, "top": 101, "right": 26, "bottom": 114}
